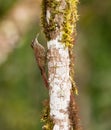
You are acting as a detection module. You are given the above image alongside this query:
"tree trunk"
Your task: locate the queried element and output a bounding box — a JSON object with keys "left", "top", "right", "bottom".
{"left": 41, "top": 0, "right": 81, "bottom": 129}
{"left": 47, "top": 38, "right": 72, "bottom": 130}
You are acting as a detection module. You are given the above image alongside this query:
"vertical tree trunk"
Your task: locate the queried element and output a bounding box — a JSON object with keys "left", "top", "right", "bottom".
{"left": 41, "top": 0, "right": 81, "bottom": 129}
{"left": 47, "top": 38, "right": 72, "bottom": 130}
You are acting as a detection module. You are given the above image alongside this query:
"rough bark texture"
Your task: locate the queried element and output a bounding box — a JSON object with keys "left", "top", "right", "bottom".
{"left": 40, "top": 0, "right": 82, "bottom": 129}
{"left": 47, "top": 38, "right": 72, "bottom": 129}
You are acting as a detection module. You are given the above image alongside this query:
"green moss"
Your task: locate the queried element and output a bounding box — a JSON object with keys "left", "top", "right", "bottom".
{"left": 41, "top": 0, "right": 79, "bottom": 46}
{"left": 41, "top": 100, "right": 54, "bottom": 130}
{"left": 41, "top": 0, "right": 61, "bottom": 40}
{"left": 41, "top": 0, "right": 79, "bottom": 95}
{"left": 62, "top": 0, "right": 79, "bottom": 47}
{"left": 62, "top": 0, "right": 79, "bottom": 95}
{"left": 41, "top": 1, "right": 79, "bottom": 129}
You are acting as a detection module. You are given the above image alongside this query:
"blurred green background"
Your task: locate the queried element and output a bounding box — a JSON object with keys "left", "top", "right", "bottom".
{"left": 0, "top": 0, "right": 111, "bottom": 130}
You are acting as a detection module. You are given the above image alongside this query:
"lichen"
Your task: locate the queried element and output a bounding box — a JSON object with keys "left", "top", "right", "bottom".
{"left": 41, "top": 0, "right": 79, "bottom": 129}
{"left": 41, "top": 0, "right": 61, "bottom": 40}
{"left": 61, "top": 0, "right": 79, "bottom": 95}
{"left": 41, "top": 0, "right": 79, "bottom": 46}
{"left": 41, "top": 0, "right": 79, "bottom": 94}
{"left": 69, "top": 48, "right": 79, "bottom": 95}
{"left": 41, "top": 100, "right": 54, "bottom": 130}
{"left": 62, "top": 0, "right": 79, "bottom": 47}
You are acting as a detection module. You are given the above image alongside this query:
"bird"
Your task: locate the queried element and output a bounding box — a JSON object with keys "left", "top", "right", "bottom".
{"left": 31, "top": 34, "right": 49, "bottom": 89}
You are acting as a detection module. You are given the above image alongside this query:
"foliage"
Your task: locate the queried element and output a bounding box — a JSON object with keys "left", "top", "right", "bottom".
{"left": 0, "top": 0, "right": 18, "bottom": 18}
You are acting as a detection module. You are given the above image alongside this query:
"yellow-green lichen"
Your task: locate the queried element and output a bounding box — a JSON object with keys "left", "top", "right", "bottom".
{"left": 41, "top": 0, "right": 61, "bottom": 40}
{"left": 41, "top": 0, "right": 79, "bottom": 45}
{"left": 69, "top": 48, "right": 79, "bottom": 95}
{"left": 61, "top": 0, "right": 79, "bottom": 95}
{"left": 62, "top": 0, "right": 79, "bottom": 47}
{"left": 41, "top": 0, "right": 79, "bottom": 95}
{"left": 41, "top": 100, "right": 54, "bottom": 130}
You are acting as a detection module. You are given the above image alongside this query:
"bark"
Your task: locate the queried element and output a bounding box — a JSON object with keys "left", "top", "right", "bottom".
{"left": 47, "top": 38, "right": 72, "bottom": 129}
{"left": 40, "top": 0, "right": 82, "bottom": 129}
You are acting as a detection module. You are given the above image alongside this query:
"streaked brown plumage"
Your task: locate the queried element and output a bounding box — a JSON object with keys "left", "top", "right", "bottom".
{"left": 31, "top": 36, "right": 49, "bottom": 89}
